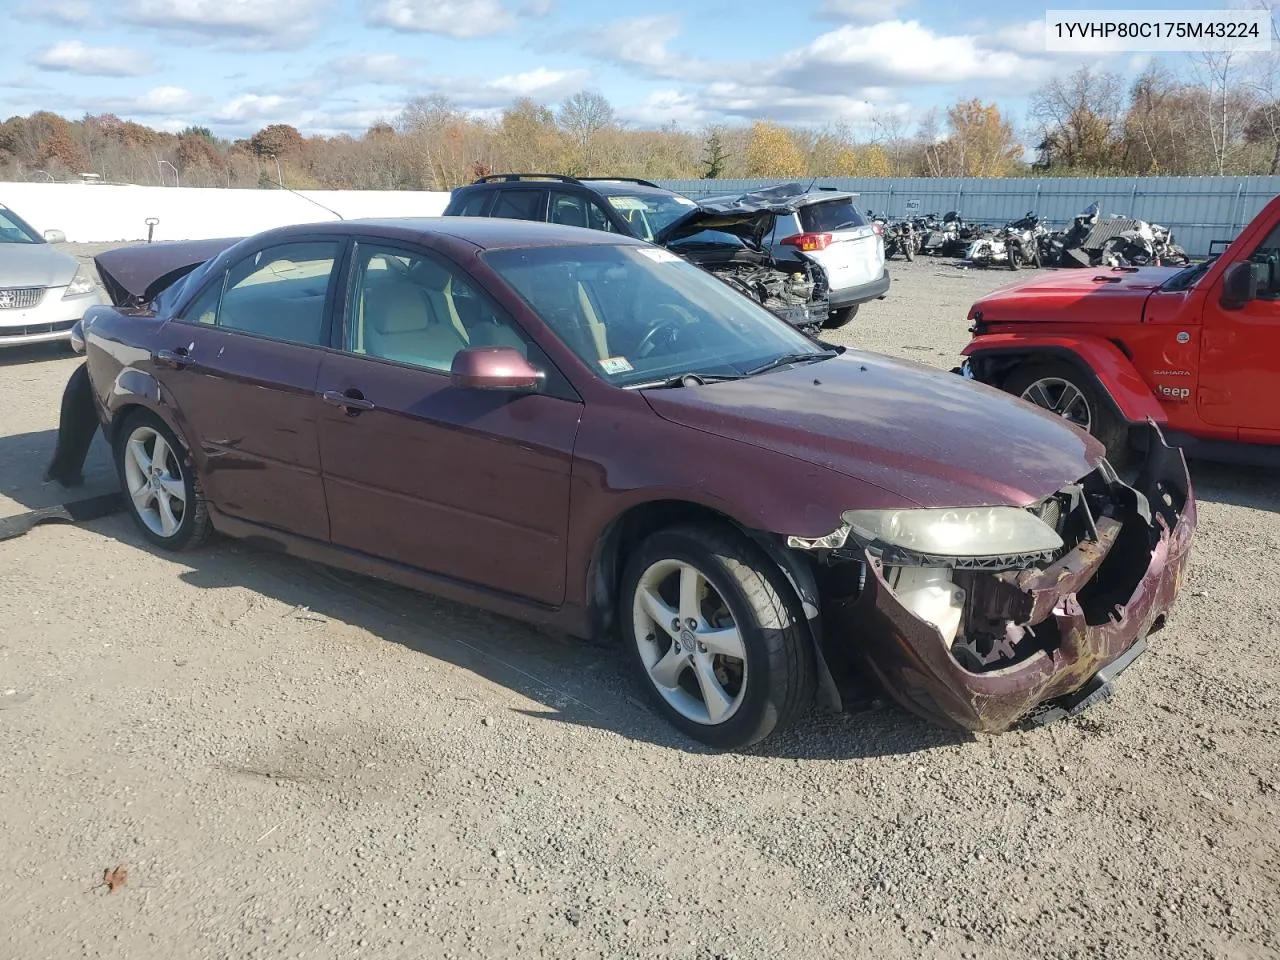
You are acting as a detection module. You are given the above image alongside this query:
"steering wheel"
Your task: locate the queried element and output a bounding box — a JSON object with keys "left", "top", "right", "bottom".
{"left": 635, "top": 303, "right": 698, "bottom": 359}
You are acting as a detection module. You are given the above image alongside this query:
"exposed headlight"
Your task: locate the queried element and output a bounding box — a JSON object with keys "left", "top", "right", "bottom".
{"left": 841, "top": 507, "right": 1063, "bottom": 558}
{"left": 62, "top": 266, "right": 96, "bottom": 299}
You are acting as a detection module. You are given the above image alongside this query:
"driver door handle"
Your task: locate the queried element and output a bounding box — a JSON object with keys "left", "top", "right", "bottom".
{"left": 155, "top": 347, "right": 190, "bottom": 368}
{"left": 323, "top": 389, "right": 376, "bottom": 414}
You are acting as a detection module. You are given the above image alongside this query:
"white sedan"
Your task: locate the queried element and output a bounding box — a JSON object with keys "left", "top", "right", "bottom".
{"left": 0, "top": 203, "right": 102, "bottom": 348}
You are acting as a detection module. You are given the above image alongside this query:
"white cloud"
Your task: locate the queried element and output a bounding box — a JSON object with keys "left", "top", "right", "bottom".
{"left": 213, "top": 93, "right": 295, "bottom": 123}
{"left": 16, "top": 0, "right": 93, "bottom": 25}
{"left": 815, "top": 0, "right": 912, "bottom": 21}
{"left": 82, "top": 85, "right": 205, "bottom": 117}
{"left": 123, "top": 0, "right": 327, "bottom": 50}
{"left": 622, "top": 90, "right": 711, "bottom": 128}
{"left": 366, "top": 0, "right": 530, "bottom": 38}
{"left": 554, "top": 15, "right": 716, "bottom": 81}
{"left": 775, "top": 21, "right": 1043, "bottom": 90}
{"left": 30, "top": 40, "right": 154, "bottom": 77}
{"left": 485, "top": 67, "right": 588, "bottom": 96}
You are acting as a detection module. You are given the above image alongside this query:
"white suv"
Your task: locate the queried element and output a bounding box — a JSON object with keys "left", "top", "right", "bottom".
{"left": 708, "top": 184, "right": 889, "bottom": 330}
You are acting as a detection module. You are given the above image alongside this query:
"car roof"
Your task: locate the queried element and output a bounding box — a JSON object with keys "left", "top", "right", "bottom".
{"left": 276, "top": 216, "right": 651, "bottom": 250}
{"left": 581, "top": 180, "right": 682, "bottom": 199}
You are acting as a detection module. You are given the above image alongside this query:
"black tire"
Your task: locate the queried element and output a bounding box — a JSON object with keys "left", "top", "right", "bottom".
{"left": 904, "top": 242, "right": 915, "bottom": 262}
{"left": 1007, "top": 242, "right": 1021, "bottom": 270}
{"left": 619, "top": 523, "right": 816, "bottom": 750}
{"left": 113, "top": 409, "right": 211, "bottom": 551}
{"left": 823, "top": 305, "right": 858, "bottom": 329}
{"left": 1002, "top": 361, "right": 1132, "bottom": 468}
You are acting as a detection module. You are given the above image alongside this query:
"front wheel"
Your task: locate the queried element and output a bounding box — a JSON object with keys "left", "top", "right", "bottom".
{"left": 1002, "top": 362, "right": 1131, "bottom": 467}
{"left": 1006, "top": 242, "right": 1021, "bottom": 270}
{"left": 823, "top": 305, "right": 858, "bottom": 329}
{"left": 620, "top": 524, "right": 816, "bottom": 750}
{"left": 114, "top": 410, "right": 211, "bottom": 551}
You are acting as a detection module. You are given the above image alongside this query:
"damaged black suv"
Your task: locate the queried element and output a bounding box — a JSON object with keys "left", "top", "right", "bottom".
{"left": 443, "top": 174, "right": 831, "bottom": 334}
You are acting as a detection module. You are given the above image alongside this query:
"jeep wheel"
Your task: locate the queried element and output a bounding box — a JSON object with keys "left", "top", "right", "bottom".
{"left": 1002, "top": 362, "right": 1131, "bottom": 467}
{"left": 620, "top": 524, "right": 816, "bottom": 750}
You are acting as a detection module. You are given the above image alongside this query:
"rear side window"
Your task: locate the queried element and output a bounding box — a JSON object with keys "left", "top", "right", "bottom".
{"left": 799, "top": 199, "right": 866, "bottom": 232}
{"left": 454, "top": 191, "right": 490, "bottom": 217}
{"left": 179, "top": 241, "right": 339, "bottom": 347}
{"left": 491, "top": 190, "right": 547, "bottom": 221}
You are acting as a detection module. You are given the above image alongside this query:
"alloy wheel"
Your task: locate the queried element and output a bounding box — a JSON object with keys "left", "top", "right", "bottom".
{"left": 1019, "top": 376, "right": 1093, "bottom": 431}
{"left": 631, "top": 558, "right": 747, "bottom": 726}
{"left": 122, "top": 425, "right": 188, "bottom": 538}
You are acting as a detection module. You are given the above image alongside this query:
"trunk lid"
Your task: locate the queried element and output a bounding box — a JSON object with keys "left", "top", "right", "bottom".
{"left": 94, "top": 237, "right": 242, "bottom": 307}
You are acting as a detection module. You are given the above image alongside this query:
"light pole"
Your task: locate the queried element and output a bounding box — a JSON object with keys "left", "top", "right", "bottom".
{"left": 271, "top": 154, "right": 283, "bottom": 188}
{"left": 158, "top": 159, "right": 179, "bottom": 187}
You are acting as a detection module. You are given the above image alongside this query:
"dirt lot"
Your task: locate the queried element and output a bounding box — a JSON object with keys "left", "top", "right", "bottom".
{"left": 1, "top": 249, "right": 1277, "bottom": 960}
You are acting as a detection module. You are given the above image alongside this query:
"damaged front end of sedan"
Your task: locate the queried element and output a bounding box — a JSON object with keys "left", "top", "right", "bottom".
{"left": 790, "top": 422, "right": 1196, "bottom": 732}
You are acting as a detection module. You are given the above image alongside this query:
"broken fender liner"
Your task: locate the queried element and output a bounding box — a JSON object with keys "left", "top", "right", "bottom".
{"left": 0, "top": 493, "right": 122, "bottom": 543}
{"left": 44, "top": 362, "right": 98, "bottom": 488}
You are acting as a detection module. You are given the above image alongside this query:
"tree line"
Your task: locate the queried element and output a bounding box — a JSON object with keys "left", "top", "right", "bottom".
{"left": 4, "top": 62, "right": 1280, "bottom": 190}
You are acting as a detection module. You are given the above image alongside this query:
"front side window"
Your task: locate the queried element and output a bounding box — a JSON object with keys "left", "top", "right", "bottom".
{"left": 179, "top": 241, "right": 339, "bottom": 346}
{"left": 549, "top": 192, "right": 617, "bottom": 233}
{"left": 346, "top": 244, "right": 528, "bottom": 373}
{"left": 483, "top": 243, "right": 824, "bottom": 387}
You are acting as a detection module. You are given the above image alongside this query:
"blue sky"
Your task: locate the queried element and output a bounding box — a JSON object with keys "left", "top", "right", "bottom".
{"left": 0, "top": 0, "right": 1240, "bottom": 140}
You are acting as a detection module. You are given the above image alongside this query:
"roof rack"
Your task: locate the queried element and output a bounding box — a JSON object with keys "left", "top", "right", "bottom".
{"left": 577, "top": 176, "right": 663, "bottom": 189}
{"left": 471, "top": 173, "right": 584, "bottom": 184}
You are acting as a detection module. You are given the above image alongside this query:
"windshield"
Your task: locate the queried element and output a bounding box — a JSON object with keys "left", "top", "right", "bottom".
{"left": 602, "top": 193, "right": 697, "bottom": 241}
{"left": 0, "top": 207, "right": 42, "bottom": 244}
{"left": 1161, "top": 258, "right": 1213, "bottom": 292}
{"left": 483, "top": 243, "right": 825, "bottom": 388}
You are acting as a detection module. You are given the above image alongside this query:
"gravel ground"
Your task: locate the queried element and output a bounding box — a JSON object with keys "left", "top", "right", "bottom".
{"left": 1, "top": 247, "right": 1277, "bottom": 960}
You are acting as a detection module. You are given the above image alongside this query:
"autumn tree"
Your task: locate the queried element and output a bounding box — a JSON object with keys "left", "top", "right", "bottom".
{"left": 744, "top": 120, "right": 807, "bottom": 178}
{"left": 557, "top": 89, "right": 616, "bottom": 174}
{"left": 928, "top": 100, "right": 1022, "bottom": 177}
{"left": 1031, "top": 67, "right": 1124, "bottom": 171}
{"left": 498, "top": 98, "right": 564, "bottom": 172}
{"left": 249, "top": 123, "right": 304, "bottom": 160}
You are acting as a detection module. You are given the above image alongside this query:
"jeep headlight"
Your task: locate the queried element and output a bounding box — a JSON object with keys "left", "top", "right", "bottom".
{"left": 62, "top": 266, "right": 95, "bottom": 299}
{"left": 841, "top": 506, "right": 1063, "bottom": 558}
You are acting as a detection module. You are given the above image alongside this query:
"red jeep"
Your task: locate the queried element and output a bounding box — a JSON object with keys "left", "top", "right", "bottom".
{"left": 960, "top": 194, "right": 1280, "bottom": 467}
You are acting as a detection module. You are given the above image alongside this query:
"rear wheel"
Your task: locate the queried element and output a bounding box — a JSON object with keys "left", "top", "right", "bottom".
{"left": 1002, "top": 362, "right": 1131, "bottom": 467}
{"left": 823, "top": 305, "right": 858, "bottom": 329}
{"left": 620, "top": 524, "right": 816, "bottom": 750}
{"left": 114, "top": 410, "right": 211, "bottom": 551}
{"left": 1007, "top": 242, "right": 1021, "bottom": 270}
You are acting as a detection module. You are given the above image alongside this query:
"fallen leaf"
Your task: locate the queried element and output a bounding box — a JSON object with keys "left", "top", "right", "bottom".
{"left": 103, "top": 865, "right": 128, "bottom": 894}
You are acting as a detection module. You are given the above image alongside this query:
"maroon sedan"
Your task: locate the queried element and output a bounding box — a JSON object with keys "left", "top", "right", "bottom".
{"left": 48, "top": 218, "right": 1196, "bottom": 749}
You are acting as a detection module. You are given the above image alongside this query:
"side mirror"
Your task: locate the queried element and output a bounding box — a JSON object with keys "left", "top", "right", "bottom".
{"left": 1220, "top": 261, "right": 1259, "bottom": 309}
{"left": 450, "top": 345, "right": 543, "bottom": 393}
{"left": 43, "top": 228, "right": 66, "bottom": 244}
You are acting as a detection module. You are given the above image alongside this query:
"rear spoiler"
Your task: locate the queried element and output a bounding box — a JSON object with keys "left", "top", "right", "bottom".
{"left": 94, "top": 237, "right": 243, "bottom": 307}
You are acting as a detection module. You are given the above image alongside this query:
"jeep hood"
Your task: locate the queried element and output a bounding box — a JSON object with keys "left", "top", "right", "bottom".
{"left": 642, "top": 351, "right": 1105, "bottom": 508}
{"left": 969, "top": 265, "right": 1184, "bottom": 325}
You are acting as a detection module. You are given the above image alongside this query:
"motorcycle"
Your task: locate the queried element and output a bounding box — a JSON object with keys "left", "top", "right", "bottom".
{"left": 1004, "top": 212, "right": 1047, "bottom": 269}
{"left": 883, "top": 218, "right": 917, "bottom": 261}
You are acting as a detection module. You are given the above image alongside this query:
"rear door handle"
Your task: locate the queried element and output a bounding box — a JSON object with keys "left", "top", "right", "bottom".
{"left": 323, "top": 389, "right": 376, "bottom": 414}
{"left": 155, "top": 347, "right": 190, "bottom": 368}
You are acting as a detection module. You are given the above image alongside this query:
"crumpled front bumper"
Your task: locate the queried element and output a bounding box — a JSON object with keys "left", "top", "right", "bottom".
{"left": 830, "top": 425, "right": 1196, "bottom": 733}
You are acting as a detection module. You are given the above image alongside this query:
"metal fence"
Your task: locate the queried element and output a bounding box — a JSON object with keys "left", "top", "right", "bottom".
{"left": 654, "top": 176, "right": 1280, "bottom": 257}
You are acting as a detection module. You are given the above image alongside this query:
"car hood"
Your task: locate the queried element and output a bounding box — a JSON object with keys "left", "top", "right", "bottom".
{"left": 969, "top": 265, "right": 1183, "bottom": 325}
{"left": 94, "top": 237, "right": 242, "bottom": 306}
{"left": 642, "top": 351, "right": 1105, "bottom": 508}
{"left": 0, "top": 243, "right": 78, "bottom": 288}
{"left": 655, "top": 205, "right": 774, "bottom": 250}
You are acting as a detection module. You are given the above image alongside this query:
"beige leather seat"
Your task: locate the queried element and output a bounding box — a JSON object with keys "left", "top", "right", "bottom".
{"left": 363, "top": 280, "right": 467, "bottom": 370}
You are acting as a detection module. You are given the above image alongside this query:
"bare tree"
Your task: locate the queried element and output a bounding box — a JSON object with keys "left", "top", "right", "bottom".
{"left": 557, "top": 89, "right": 616, "bottom": 174}
{"left": 1030, "top": 66, "right": 1124, "bottom": 171}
